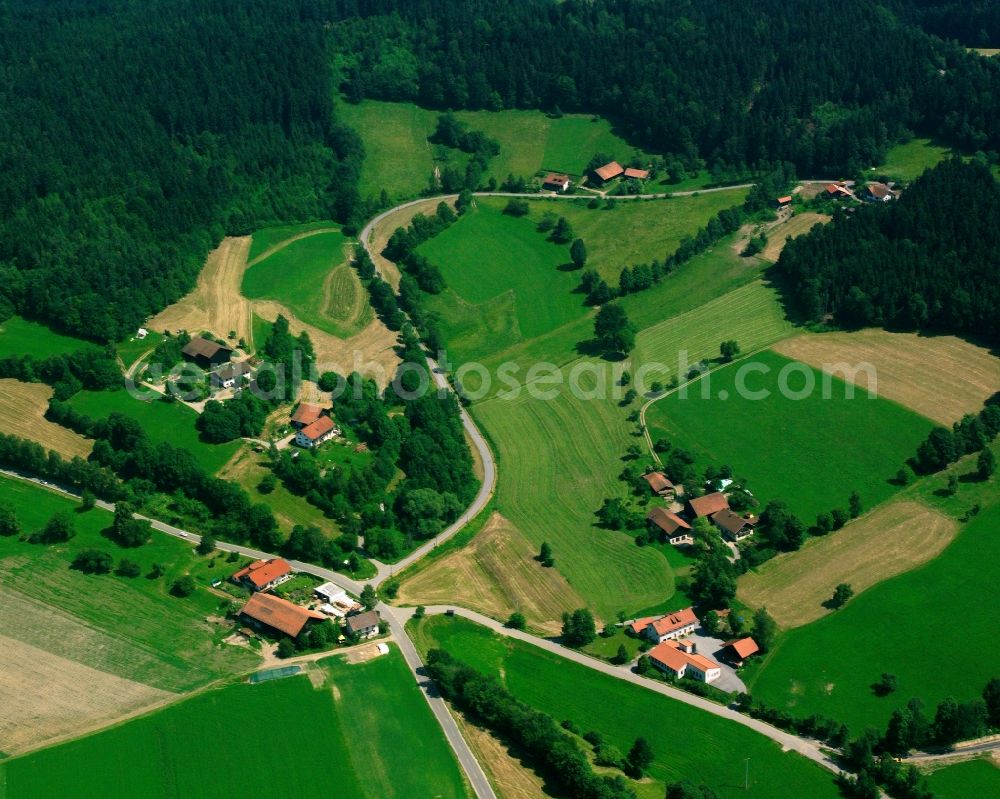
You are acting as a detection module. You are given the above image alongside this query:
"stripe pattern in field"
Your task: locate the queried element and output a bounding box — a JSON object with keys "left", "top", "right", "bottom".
{"left": 738, "top": 499, "right": 958, "bottom": 628}
{"left": 0, "top": 379, "right": 92, "bottom": 459}
{"left": 771, "top": 330, "right": 1000, "bottom": 425}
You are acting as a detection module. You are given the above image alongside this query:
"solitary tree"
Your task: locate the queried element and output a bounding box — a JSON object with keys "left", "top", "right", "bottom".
{"left": 561, "top": 608, "right": 597, "bottom": 647}
{"left": 32, "top": 511, "right": 75, "bottom": 543}
{"left": 116, "top": 558, "right": 141, "bottom": 578}
{"left": 551, "top": 216, "right": 575, "bottom": 243}
{"left": 196, "top": 534, "right": 216, "bottom": 556}
{"left": 829, "top": 583, "right": 854, "bottom": 609}
{"left": 570, "top": 238, "right": 587, "bottom": 268}
{"left": 361, "top": 583, "right": 377, "bottom": 610}
{"left": 751, "top": 607, "right": 778, "bottom": 653}
{"left": 506, "top": 611, "right": 526, "bottom": 630}
{"left": 626, "top": 736, "right": 654, "bottom": 777}
{"left": 977, "top": 448, "right": 996, "bottom": 480}
{"left": 849, "top": 491, "right": 863, "bottom": 518}
{"left": 613, "top": 644, "right": 629, "bottom": 665}
{"left": 874, "top": 672, "right": 898, "bottom": 696}
{"left": 79, "top": 489, "right": 96, "bottom": 511}
{"left": 701, "top": 609, "right": 720, "bottom": 636}
{"left": 171, "top": 574, "right": 196, "bottom": 597}
{"left": 538, "top": 541, "right": 554, "bottom": 567}
{"left": 635, "top": 654, "right": 651, "bottom": 674}
{"left": 719, "top": 340, "right": 740, "bottom": 362}
{"left": 946, "top": 473, "right": 959, "bottom": 496}
{"left": 594, "top": 303, "right": 636, "bottom": 354}
{"left": 0, "top": 503, "right": 19, "bottom": 537}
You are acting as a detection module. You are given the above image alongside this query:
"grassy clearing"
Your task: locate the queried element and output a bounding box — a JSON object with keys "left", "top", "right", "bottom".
{"left": 582, "top": 625, "right": 643, "bottom": 662}
{"left": 0, "top": 476, "right": 257, "bottom": 730}
{"left": 243, "top": 228, "right": 371, "bottom": 339}
{"left": 925, "top": 758, "right": 1000, "bottom": 798}
{"left": 771, "top": 330, "right": 1000, "bottom": 426}
{"left": 878, "top": 137, "right": 951, "bottom": 183}
{"left": 0, "top": 316, "right": 96, "bottom": 359}
{"left": 748, "top": 493, "right": 1000, "bottom": 732}
{"left": 397, "top": 511, "right": 585, "bottom": 634}
{"left": 323, "top": 647, "right": 472, "bottom": 799}
{"left": 645, "top": 350, "right": 934, "bottom": 521}
{"left": 248, "top": 220, "right": 338, "bottom": 262}
{"left": 412, "top": 615, "right": 841, "bottom": 799}
{"left": 0, "top": 379, "right": 93, "bottom": 460}
{"left": 66, "top": 389, "right": 239, "bottom": 474}
{"left": 738, "top": 499, "right": 958, "bottom": 628}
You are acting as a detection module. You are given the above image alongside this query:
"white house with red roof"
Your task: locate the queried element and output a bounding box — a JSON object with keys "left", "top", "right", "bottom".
{"left": 231, "top": 558, "right": 294, "bottom": 592}
{"left": 648, "top": 639, "right": 722, "bottom": 684}
{"left": 295, "top": 415, "right": 339, "bottom": 448}
{"left": 638, "top": 607, "right": 699, "bottom": 643}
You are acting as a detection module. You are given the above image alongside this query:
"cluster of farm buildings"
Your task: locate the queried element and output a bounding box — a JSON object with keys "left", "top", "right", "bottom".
{"left": 643, "top": 471, "right": 757, "bottom": 547}
{"left": 541, "top": 159, "right": 650, "bottom": 193}
{"left": 231, "top": 557, "right": 381, "bottom": 643}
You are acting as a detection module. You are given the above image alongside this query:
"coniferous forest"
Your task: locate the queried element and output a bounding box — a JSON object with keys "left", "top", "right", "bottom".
{"left": 2, "top": 0, "right": 1000, "bottom": 343}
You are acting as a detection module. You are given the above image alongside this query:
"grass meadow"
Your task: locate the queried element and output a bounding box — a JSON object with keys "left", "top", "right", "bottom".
{"left": 66, "top": 389, "right": 239, "bottom": 475}
{"left": 747, "top": 498, "right": 1000, "bottom": 732}
{"left": 247, "top": 219, "right": 339, "bottom": 262}
{"left": 0, "top": 316, "right": 96, "bottom": 360}
{"left": 644, "top": 350, "right": 934, "bottom": 521}
{"left": 0, "top": 474, "right": 257, "bottom": 692}
{"left": 925, "top": 759, "right": 1000, "bottom": 798}
{"left": 411, "top": 615, "right": 841, "bottom": 799}
{"left": 0, "top": 648, "right": 469, "bottom": 799}
{"left": 878, "top": 137, "right": 950, "bottom": 183}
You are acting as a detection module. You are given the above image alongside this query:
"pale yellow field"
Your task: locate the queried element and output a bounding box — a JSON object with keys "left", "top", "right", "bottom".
{"left": 149, "top": 236, "right": 253, "bottom": 347}
{"left": 397, "top": 512, "right": 585, "bottom": 634}
{"left": 455, "top": 711, "right": 546, "bottom": 799}
{"left": 772, "top": 330, "right": 1000, "bottom": 425}
{"left": 761, "top": 212, "right": 831, "bottom": 262}
{"left": 0, "top": 379, "right": 92, "bottom": 459}
{"left": 366, "top": 197, "right": 458, "bottom": 289}
{"left": 738, "top": 500, "right": 957, "bottom": 628}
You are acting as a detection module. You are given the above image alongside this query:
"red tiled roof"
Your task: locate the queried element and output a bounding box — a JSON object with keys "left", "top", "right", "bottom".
{"left": 866, "top": 182, "right": 891, "bottom": 199}
{"left": 643, "top": 471, "right": 674, "bottom": 493}
{"left": 646, "top": 507, "right": 691, "bottom": 536}
{"left": 689, "top": 492, "right": 729, "bottom": 518}
{"left": 543, "top": 172, "right": 570, "bottom": 185}
{"left": 594, "top": 161, "right": 624, "bottom": 181}
{"left": 649, "top": 607, "right": 698, "bottom": 636}
{"left": 624, "top": 167, "right": 649, "bottom": 180}
{"left": 232, "top": 558, "right": 293, "bottom": 588}
{"left": 299, "top": 415, "right": 335, "bottom": 441}
{"left": 291, "top": 403, "right": 323, "bottom": 426}
{"left": 712, "top": 508, "right": 755, "bottom": 535}
{"left": 776, "top": 195, "right": 792, "bottom": 204}
{"left": 648, "top": 641, "right": 689, "bottom": 672}
{"left": 240, "top": 592, "right": 324, "bottom": 637}
{"left": 629, "top": 615, "right": 659, "bottom": 635}
{"left": 685, "top": 653, "right": 721, "bottom": 673}
{"left": 726, "top": 637, "right": 760, "bottom": 659}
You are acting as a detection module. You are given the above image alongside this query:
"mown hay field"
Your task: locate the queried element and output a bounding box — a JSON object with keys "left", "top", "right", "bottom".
{"left": 771, "top": 329, "right": 1000, "bottom": 426}
{"left": 0, "top": 379, "right": 93, "bottom": 460}
{"left": 412, "top": 615, "right": 841, "bottom": 799}
{"left": 760, "top": 211, "right": 830, "bottom": 262}
{"left": 738, "top": 499, "right": 958, "bottom": 628}
{"left": 645, "top": 350, "right": 934, "bottom": 521}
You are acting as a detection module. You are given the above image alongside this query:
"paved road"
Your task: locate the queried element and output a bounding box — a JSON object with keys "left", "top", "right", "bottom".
{"left": 388, "top": 605, "right": 848, "bottom": 779}
{"left": 905, "top": 736, "right": 1000, "bottom": 762}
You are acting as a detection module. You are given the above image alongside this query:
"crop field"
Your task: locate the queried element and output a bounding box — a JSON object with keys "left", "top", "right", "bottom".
{"left": 925, "top": 758, "right": 1000, "bottom": 798}
{"left": 412, "top": 616, "right": 841, "bottom": 799}
{"left": 771, "top": 330, "right": 1000, "bottom": 426}
{"left": 644, "top": 350, "right": 934, "bottom": 521}
{"left": 244, "top": 227, "right": 373, "bottom": 339}
{"left": 0, "top": 475, "right": 258, "bottom": 752}
{"left": 67, "top": 389, "right": 239, "bottom": 474}
{"left": 1, "top": 647, "right": 471, "bottom": 799}
{"left": 397, "top": 512, "right": 585, "bottom": 634}
{"left": 323, "top": 648, "right": 472, "bottom": 799}
{"left": 759, "top": 212, "right": 830, "bottom": 262}
{"left": 0, "top": 379, "right": 93, "bottom": 460}
{"left": 337, "top": 99, "right": 655, "bottom": 200}
{"left": 148, "top": 236, "right": 253, "bottom": 348}
{"left": 0, "top": 316, "right": 96, "bottom": 360}
{"left": 738, "top": 499, "right": 957, "bottom": 628}
{"left": 878, "top": 137, "right": 951, "bottom": 182}
{"left": 476, "top": 188, "right": 748, "bottom": 282}
{"left": 747, "top": 500, "right": 1000, "bottom": 732}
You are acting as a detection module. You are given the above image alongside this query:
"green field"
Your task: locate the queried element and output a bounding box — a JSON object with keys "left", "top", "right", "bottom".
{"left": 1, "top": 647, "right": 470, "bottom": 799}
{"left": 67, "top": 389, "right": 239, "bottom": 474}
{"left": 878, "top": 138, "right": 951, "bottom": 183}
{"left": 243, "top": 228, "right": 372, "bottom": 339}
{"left": 0, "top": 316, "right": 96, "bottom": 360}
{"left": 645, "top": 350, "right": 934, "bottom": 521}
{"left": 116, "top": 330, "right": 164, "bottom": 370}
{"left": 0, "top": 474, "right": 257, "bottom": 692}
{"left": 337, "top": 99, "right": 660, "bottom": 200}
{"left": 925, "top": 759, "right": 1000, "bottom": 798}
{"left": 748, "top": 499, "right": 1000, "bottom": 732}
{"left": 248, "top": 219, "right": 339, "bottom": 262}
{"left": 412, "top": 615, "right": 840, "bottom": 799}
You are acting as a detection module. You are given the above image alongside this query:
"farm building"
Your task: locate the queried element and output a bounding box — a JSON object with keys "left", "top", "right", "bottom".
{"left": 295, "top": 415, "right": 339, "bottom": 448}
{"left": 711, "top": 508, "right": 757, "bottom": 542}
{"left": 344, "top": 610, "right": 380, "bottom": 640}
{"left": 314, "top": 582, "right": 360, "bottom": 617}
{"left": 542, "top": 172, "right": 571, "bottom": 192}
{"left": 687, "top": 491, "right": 729, "bottom": 519}
{"left": 212, "top": 361, "right": 251, "bottom": 389}
{"left": 181, "top": 336, "right": 233, "bottom": 368}
{"left": 231, "top": 558, "right": 294, "bottom": 592}
{"left": 623, "top": 167, "right": 649, "bottom": 181}
{"left": 863, "top": 182, "right": 896, "bottom": 202}
{"left": 646, "top": 507, "right": 693, "bottom": 546}
{"left": 642, "top": 607, "right": 699, "bottom": 643}
{"left": 592, "top": 161, "right": 624, "bottom": 184}
{"left": 774, "top": 195, "right": 792, "bottom": 208}
{"left": 648, "top": 640, "right": 722, "bottom": 684}
{"left": 825, "top": 182, "right": 855, "bottom": 199}
{"left": 290, "top": 402, "right": 324, "bottom": 428}
{"left": 722, "top": 637, "right": 760, "bottom": 667}
{"left": 642, "top": 471, "right": 676, "bottom": 499}
{"left": 239, "top": 592, "right": 326, "bottom": 638}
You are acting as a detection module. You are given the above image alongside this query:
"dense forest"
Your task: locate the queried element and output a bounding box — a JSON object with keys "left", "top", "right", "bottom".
{"left": 890, "top": 1, "right": 1000, "bottom": 46}
{"left": 331, "top": 0, "right": 1000, "bottom": 177}
{"left": 0, "top": 0, "right": 362, "bottom": 342}
{"left": 777, "top": 159, "right": 1000, "bottom": 342}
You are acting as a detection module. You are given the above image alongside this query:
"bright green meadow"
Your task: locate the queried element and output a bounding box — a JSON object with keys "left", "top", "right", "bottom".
{"left": 412, "top": 615, "right": 840, "bottom": 799}
{"left": 925, "top": 759, "right": 1000, "bottom": 798}
{"left": 0, "top": 316, "right": 96, "bottom": 360}
{"left": 247, "top": 219, "right": 338, "bottom": 262}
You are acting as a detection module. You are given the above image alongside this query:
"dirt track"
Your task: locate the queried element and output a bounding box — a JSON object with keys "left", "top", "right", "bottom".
{"left": 366, "top": 197, "right": 457, "bottom": 289}
{"left": 149, "top": 236, "right": 253, "bottom": 346}
{"left": 0, "top": 379, "right": 92, "bottom": 459}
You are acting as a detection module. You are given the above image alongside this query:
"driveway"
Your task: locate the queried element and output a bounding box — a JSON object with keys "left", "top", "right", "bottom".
{"left": 683, "top": 628, "right": 746, "bottom": 694}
